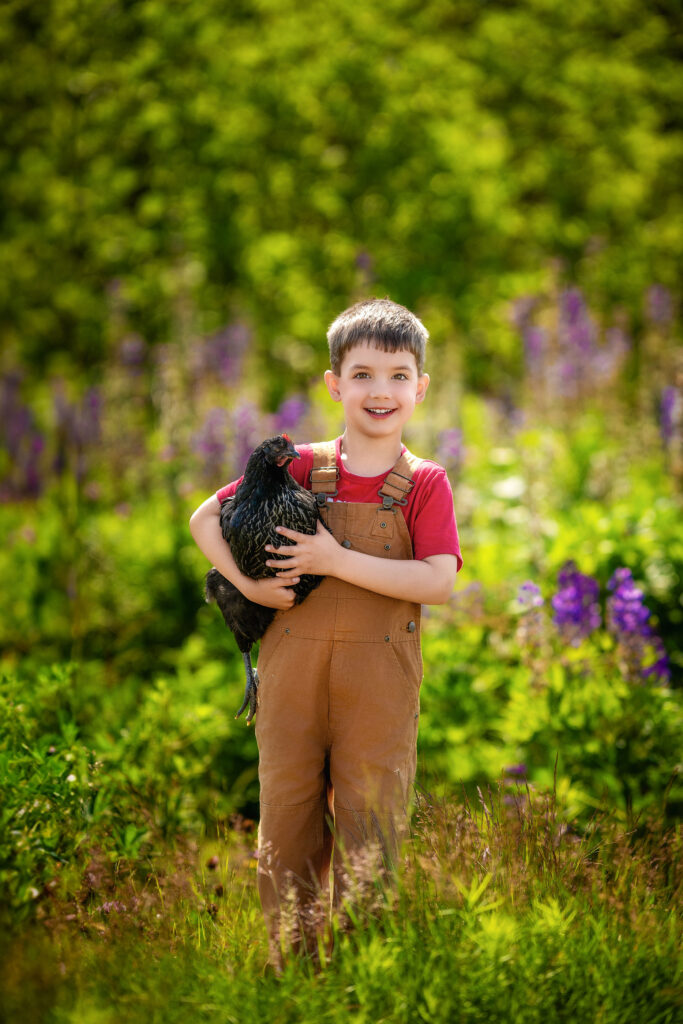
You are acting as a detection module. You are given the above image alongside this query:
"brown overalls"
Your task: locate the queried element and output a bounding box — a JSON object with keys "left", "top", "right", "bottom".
{"left": 254, "top": 440, "right": 423, "bottom": 956}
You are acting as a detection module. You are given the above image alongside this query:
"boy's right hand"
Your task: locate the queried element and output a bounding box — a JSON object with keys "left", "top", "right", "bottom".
{"left": 242, "top": 575, "right": 300, "bottom": 610}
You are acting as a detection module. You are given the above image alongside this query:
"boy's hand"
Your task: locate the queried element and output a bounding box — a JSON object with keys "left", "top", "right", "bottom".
{"left": 242, "top": 574, "right": 300, "bottom": 610}
{"left": 265, "top": 521, "right": 341, "bottom": 578}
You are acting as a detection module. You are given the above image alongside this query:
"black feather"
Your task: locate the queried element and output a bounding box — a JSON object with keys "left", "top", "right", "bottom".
{"left": 204, "top": 434, "right": 329, "bottom": 723}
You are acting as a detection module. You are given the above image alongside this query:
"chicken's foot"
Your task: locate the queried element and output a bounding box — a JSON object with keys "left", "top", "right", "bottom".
{"left": 236, "top": 651, "right": 259, "bottom": 725}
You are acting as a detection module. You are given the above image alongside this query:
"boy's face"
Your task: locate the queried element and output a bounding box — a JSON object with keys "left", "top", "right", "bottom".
{"left": 324, "top": 342, "right": 429, "bottom": 442}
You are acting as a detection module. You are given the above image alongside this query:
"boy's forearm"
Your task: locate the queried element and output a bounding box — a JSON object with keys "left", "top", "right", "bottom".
{"left": 329, "top": 548, "right": 457, "bottom": 605}
{"left": 189, "top": 505, "right": 252, "bottom": 592}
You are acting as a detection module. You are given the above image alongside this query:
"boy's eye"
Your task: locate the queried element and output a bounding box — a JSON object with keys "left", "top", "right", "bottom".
{"left": 393, "top": 373, "right": 408, "bottom": 380}
{"left": 353, "top": 372, "right": 370, "bottom": 379}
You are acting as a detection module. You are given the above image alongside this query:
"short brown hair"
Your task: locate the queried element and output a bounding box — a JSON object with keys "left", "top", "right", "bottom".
{"left": 327, "top": 298, "right": 428, "bottom": 375}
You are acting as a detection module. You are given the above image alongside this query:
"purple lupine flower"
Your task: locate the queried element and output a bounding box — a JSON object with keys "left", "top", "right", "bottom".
{"left": 232, "top": 401, "right": 263, "bottom": 477}
{"left": 201, "top": 323, "right": 251, "bottom": 386}
{"left": 516, "top": 581, "right": 544, "bottom": 611}
{"left": 504, "top": 763, "right": 528, "bottom": 778}
{"left": 521, "top": 325, "right": 547, "bottom": 370}
{"left": 274, "top": 395, "right": 308, "bottom": 434}
{"left": 592, "top": 327, "right": 631, "bottom": 382}
{"left": 645, "top": 285, "right": 673, "bottom": 327}
{"left": 515, "top": 580, "right": 549, "bottom": 660}
{"left": 81, "top": 388, "right": 102, "bottom": 445}
{"left": 118, "top": 334, "right": 147, "bottom": 370}
{"left": 551, "top": 561, "right": 601, "bottom": 647}
{"left": 436, "top": 427, "right": 463, "bottom": 470}
{"left": 52, "top": 382, "right": 102, "bottom": 482}
{"left": 660, "top": 386, "right": 681, "bottom": 445}
{"left": 192, "top": 407, "right": 229, "bottom": 479}
{"left": 0, "top": 372, "right": 47, "bottom": 500}
{"left": 559, "top": 288, "right": 597, "bottom": 358}
{"left": 606, "top": 568, "right": 670, "bottom": 685}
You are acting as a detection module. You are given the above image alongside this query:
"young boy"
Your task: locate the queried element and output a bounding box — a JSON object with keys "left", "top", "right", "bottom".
{"left": 189, "top": 298, "right": 462, "bottom": 961}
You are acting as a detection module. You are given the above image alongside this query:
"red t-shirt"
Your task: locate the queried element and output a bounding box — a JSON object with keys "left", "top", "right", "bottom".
{"left": 216, "top": 437, "right": 463, "bottom": 570}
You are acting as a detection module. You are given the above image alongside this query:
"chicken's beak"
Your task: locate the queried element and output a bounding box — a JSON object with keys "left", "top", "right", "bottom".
{"left": 284, "top": 442, "right": 300, "bottom": 461}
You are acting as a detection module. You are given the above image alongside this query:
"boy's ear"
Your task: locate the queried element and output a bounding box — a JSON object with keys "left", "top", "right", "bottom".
{"left": 324, "top": 369, "right": 342, "bottom": 402}
{"left": 416, "top": 373, "right": 430, "bottom": 404}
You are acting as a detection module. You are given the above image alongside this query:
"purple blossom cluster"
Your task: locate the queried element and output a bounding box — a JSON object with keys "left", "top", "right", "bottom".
{"left": 274, "top": 395, "right": 308, "bottom": 435}
{"left": 1, "top": 373, "right": 104, "bottom": 501}
{"left": 0, "top": 371, "right": 44, "bottom": 500}
{"left": 515, "top": 580, "right": 549, "bottom": 670}
{"left": 117, "top": 333, "right": 147, "bottom": 372}
{"left": 645, "top": 284, "right": 674, "bottom": 328}
{"left": 607, "top": 568, "right": 670, "bottom": 685}
{"left": 516, "top": 580, "right": 544, "bottom": 611}
{"left": 193, "top": 323, "right": 251, "bottom": 386}
{"left": 516, "top": 566, "right": 670, "bottom": 687}
{"left": 550, "top": 561, "right": 602, "bottom": 647}
{"left": 512, "top": 287, "right": 630, "bottom": 400}
{"left": 436, "top": 427, "right": 464, "bottom": 472}
{"left": 191, "top": 407, "right": 229, "bottom": 481}
{"left": 232, "top": 401, "right": 263, "bottom": 477}
{"left": 53, "top": 382, "right": 102, "bottom": 482}
{"left": 660, "top": 386, "right": 681, "bottom": 446}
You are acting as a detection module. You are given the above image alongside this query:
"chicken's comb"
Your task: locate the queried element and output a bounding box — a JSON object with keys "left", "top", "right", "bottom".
{"left": 281, "top": 433, "right": 291, "bottom": 442}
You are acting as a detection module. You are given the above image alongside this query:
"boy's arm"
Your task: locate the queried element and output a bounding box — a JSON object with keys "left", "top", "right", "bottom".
{"left": 189, "top": 496, "right": 300, "bottom": 610}
{"left": 266, "top": 522, "right": 458, "bottom": 604}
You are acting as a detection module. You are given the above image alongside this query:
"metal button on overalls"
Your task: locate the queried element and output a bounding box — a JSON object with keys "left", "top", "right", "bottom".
{"left": 254, "top": 440, "right": 424, "bottom": 958}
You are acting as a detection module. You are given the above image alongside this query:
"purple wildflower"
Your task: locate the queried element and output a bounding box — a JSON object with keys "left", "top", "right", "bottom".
{"left": 201, "top": 323, "right": 251, "bottom": 386}
{"left": 436, "top": 427, "right": 463, "bottom": 471}
{"left": 118, "top": 334, "right": 147, "bottom": 370}
{"left": 504, "top": 763, "right": 528, "bottom": 778}
{"left": 516, "top": 581, "right": 544, "bottom": 611}
{"left": 0, "top": 372, "right": 47, "bottom": 500}
{"left": 232, "top": 402, "right": 263, "bottom": 477}
{"left": 559, "top": 288, "right": 597, "bottom": 358}
{"left": 592, "top": 327, "right": 630, "bottom": 382}
{"left": 551, "top": 561, "right": 601, "bottom": 646}
{"left": 660, "top": 386, "right": 681, "bottom": 446}
{"left": 274, "top": 395, "right": 308, "bottom": 434}
{"left": 522, "top": 325, "right": 547, "bottom": 370}
{"left": 192, "top": 407, "right": 228, "bottom": 479}
{"left": 645, "top": 285, "right": 673, "bottom": 327}
{"left": 607, "top": 568, "right": 670, "bottom": 685}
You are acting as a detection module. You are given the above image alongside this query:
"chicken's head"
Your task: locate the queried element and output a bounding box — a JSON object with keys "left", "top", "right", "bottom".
{"left": 257, "top": 434, "right": 301, "bottom": 469}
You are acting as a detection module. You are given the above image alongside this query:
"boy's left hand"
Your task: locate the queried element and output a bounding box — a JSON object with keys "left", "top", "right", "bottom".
{"left": 265, "top": 521, "right": 341, "bottom": 577}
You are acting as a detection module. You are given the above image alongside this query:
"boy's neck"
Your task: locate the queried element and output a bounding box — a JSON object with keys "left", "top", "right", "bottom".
{"left": 339, "top": 429, "right": 404, "bottom": 476}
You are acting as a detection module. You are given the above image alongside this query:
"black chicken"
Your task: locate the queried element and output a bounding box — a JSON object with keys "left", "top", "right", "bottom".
{"left": 205, "top": 434, "right": 328, "bottom": 725}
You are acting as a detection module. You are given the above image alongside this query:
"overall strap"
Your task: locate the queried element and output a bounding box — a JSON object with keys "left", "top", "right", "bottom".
{"left": 378, "top": 450, "right": 422, "bottom": 509}
{"left": 310, "top": 440, "right": 339, "bottom": 506}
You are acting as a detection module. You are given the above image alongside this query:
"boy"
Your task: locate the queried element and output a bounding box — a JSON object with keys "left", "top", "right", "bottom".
{"left": 189, "top": 298, "right": 462, "bottom": 962}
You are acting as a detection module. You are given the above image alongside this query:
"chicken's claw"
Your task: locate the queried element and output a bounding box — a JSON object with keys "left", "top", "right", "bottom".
{"left": 236, "top": 652, "right": 259, "bottom": 724}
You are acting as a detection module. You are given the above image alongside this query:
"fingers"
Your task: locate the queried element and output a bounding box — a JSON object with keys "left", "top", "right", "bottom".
{"left": 274, "top": 525, "right": 300, "bottom": 540}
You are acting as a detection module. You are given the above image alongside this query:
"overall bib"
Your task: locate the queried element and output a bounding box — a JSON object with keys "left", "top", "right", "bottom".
{"left": 254, "top": 440, "right": 423, "bottom": 953}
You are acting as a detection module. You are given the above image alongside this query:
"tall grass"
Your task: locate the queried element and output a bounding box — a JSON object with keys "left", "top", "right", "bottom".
{"left": 1, "top": 774, "right": 680, "bottom": 1023}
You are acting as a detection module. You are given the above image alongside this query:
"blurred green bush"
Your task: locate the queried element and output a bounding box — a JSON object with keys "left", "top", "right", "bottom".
{"left": 1, "top": 0, "right": 681, "bottom": 395}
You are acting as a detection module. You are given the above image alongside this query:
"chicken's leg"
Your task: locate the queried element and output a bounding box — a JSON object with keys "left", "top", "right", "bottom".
{"left": 235, "top": 651, "right": 259, "bottom": 725}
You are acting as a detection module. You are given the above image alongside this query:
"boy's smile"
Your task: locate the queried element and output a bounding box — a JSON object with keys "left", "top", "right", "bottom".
{"left": 324, "top": 343, "right": 429, "bottom": 447}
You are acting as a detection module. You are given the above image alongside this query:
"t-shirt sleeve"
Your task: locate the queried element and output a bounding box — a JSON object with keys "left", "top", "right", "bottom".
{"left": 410, "top": 464, "right": 463, "bottom": 569}
{"left": 214, "top": 443, "right": 313, "bottom": 504}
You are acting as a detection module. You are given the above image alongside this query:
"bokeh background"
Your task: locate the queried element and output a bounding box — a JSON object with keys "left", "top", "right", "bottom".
{"left": 1, "top": 0, "right": 682, "bottom": 932}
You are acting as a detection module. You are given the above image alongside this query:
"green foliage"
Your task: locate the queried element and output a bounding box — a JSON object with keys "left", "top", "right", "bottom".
{"left": 1, "top": 0, "right": 681, "bottom": 391}
{"left": 1, "top": 784, "right": 680, "bottom": 1023}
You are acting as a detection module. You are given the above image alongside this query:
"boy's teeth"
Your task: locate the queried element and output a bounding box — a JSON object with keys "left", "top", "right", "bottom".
{"left": 368, "top": 408, "right": 392, "bottom": 414}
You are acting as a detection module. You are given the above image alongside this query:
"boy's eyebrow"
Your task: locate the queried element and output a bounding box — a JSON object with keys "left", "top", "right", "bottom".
{"left": 348, "top": 363, "right": 414, "bottom": 372}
